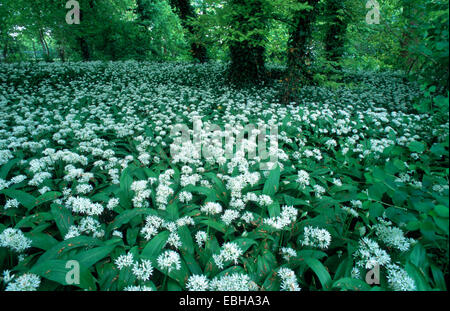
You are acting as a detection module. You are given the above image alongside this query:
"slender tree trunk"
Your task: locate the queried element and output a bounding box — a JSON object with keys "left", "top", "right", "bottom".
{"left": 227, "top": 0, "right": 266, "bottom": 85}
{"left": 32, "top": 40, "right": 37, "bottom": 61}
{"left": 59, "top": 44, "right": 66, "bottom": 62}
{"left": 39, "top": 29, "right": 50, "bottom": 60}
{"left": 2, "top": 41, "right": 7, "bottom": 62}
{"left": 281, "top": 0, "right": 319, "bottom": 104}
{"left": 324, "top": 0, "right": 348, "bottom": 64}
{"left": 169, "top": 0, "right": 208, "bottom": 63}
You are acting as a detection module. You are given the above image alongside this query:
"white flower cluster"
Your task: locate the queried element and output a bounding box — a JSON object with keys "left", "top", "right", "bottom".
{"left": 114, "top": 252, "right": 154, "bottom": 282}
{"left": 157, "top": 250, "right": 181, "bottom": 272}
{"left": 373, "top": 218, "right": 415, "bottom": 252}
{"left": 0, "top": 228, "right": 32, "bottom": 252}
{"left": 354, "top": 237, "right": 391, "bottom": 270}
{"left": 212, "top": 242, "right": 243, "bottom": 269}
{"left": 301, "top": 226, "right": 332, "bottom": 249}
{"left": 209, "top": 273, "right": 256, "bottom": 291}
{"left": 4, "top": 273, "right": 41, "bottom": 291}
{"left": 278, "top": 268, "right": 301, "bottom": 291}
{"left": 264, "top": 205, "right": 298, "bottom": 230}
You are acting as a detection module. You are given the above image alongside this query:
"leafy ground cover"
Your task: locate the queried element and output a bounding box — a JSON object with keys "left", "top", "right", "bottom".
{"left": 0, "top": 61, "right": 448, "bottom": 291}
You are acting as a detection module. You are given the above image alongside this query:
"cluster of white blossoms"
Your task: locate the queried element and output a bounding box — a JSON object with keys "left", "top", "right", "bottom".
{"left": 114, "top": 252, "right": 154, "bottom": 282}
{"left": 209, "top": 273, "right": 257, "bottom": 291}
{"left": 301, "top": 226, "right": 332, "bottom": 249}
{"left": 4, "top": 273, "right": 41, "bottom": 291}
{"left": 186, "top": 274, "right": 210, "bottom": 291}
{"left": 354, "top": 237, "right": 391, "bottom": 270}
{"left": 281, "top": 247, "right": 297, "bottom": 261}
{"left": 373, "top": 218, "right": 416, "bottom": 252}
{"left": 296, "top": 170, "right": 310, "bottom": 188}
{"left": 0, "top": 228, "right": 32, "bottom": 252}
{"left": 386, "top": 264, "right": 416, "bottom": 291}
{"left": 131, "top": 180, "right": 152, "bottom": 208}
{"left": 278, "top": 268, "right": 301, "bottom": 291}
{"left": 212, "top": 242, "right": 243, "bottom": 269}
{"left": 157, "top": 250, "right": 181, "bottom": 272}
{"left": 65, "top": 196, "right": 104, "bottom": 216}
{"left": 155, "top": 169, "right": 175, "bottom": 210}
{"left": 64, "top": 216, "right": 105, "bottom": 239}
{"left": 201, "top": 202, "right": 223, "bottom": 215}
{"left": 264, "top": 205, "right": 298, "bottom": 230}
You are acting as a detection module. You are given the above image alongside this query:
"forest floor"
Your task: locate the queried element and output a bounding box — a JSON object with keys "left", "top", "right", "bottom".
{"left": 0, "top": 61, "right": 448, "bottom": 291}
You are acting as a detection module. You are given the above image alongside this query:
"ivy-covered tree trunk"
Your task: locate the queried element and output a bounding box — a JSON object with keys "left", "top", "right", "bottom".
{"left": 324, "top": 0, "right": 348, "bottom": 63}
{"left": 227, "top": 0, "right": 266, "bottom": 85}
{"left": 281, "top": 0, "right": 319, "bottom": 104}
{"left": 169, "top": 0, "right": 208, "bottom": 63}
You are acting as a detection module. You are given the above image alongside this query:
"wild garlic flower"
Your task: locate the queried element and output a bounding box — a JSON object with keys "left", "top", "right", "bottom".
{"left": 301, "top": 226, "right": 332, "bottom": 249}
{"left": 201, "top": 202, "right": 223, "bottom": 215}
{"left": 186, "top": 274, "right": 210, "bottom": 291}
{"left": 4, "top": 199, "right": 20, "bottom": 210}
{"left": 132, "top": 259, "right": 154, "bottom": 281}
{"left": 210, "top": 273, "right": 253, "bottom": 291}
{"left": 212, "top": 242, "right": 243, "bottom": 269}
{"left": 221, "top": 209, "right": 240, "bottom": 226}
{"left": 115, "top": 253, "right": 135, "bottom": 270}
{"left": 386, "top": 264, "right": 416, "bottom": 291}
{"left": 195, "top": 231, "right": 208, "bottom": 248}
{"left": 264, "top": 205, "right": 298, "bottom": 230}
{"left": 4, "top": 273, "right": 40, "bottom": 291}
{"left": 354, "top": 237, "right": 391, "bottom": 270}
{"left": 0, "top": 228, "right": 32, "bottom": 252}
{"left": 373, "top": 218, "right": 415, "bottom": 252}
{"left": 278, "top": 268, "right": 301, "bottom": 291}
{"left": 296, "top": 170, "right": 310, "bottom": 188}
{"left": 281, "top": 247, "right": 297, "bottom": 261}
{"left": 157, "top": 250, "right": 181, "bottom": 272}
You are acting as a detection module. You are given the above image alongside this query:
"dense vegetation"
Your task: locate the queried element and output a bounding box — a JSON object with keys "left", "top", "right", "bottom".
{"left": 0, "top": 0, "right": 448, "bottom": 292}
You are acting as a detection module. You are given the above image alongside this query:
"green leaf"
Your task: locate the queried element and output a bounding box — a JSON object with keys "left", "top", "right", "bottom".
{"left": 107, "top": 208, "right": 156, "bottom": 233}
{"left": 51, "top": 204, "right": 74, "bottom": 237}
{"left": 263, "top": 165, "right": 280, "bottom": 197}
{"left": 25, "top": 232, "right": 59, "bottom": 251}
{"left": 408, "top": 141, "right": 426, "bottom": 153}
{"left": 332, "top": 277, "right": 371, "bottom": 291}
{"left": 30, "top": 259, "right": 96, "bottom": 290}
{"left": 141, "top": 231, "right": 170, "bottom": 260}
{"left": 0, "top": 189, "right": 36, "bottom": 210}
{"left": 304, "top": 257, "right": 332, "bottom": 290}
{"left": 72, "top": 245, "right": 117, "bottom": 268}
{"left": 35, "top": 191, "right": 62, "bottom": 207}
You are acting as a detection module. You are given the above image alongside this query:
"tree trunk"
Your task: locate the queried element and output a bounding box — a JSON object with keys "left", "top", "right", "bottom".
{"left": 169, "top": 0, "right": 208, "bottom": 63}
{"left": 78, "top": 37, "right": 90, "bottom": 61}
{"left": 2, "top": 41, "right": 7, "bottom": 62}
{"left": 227, "top": 0, "right": 266, "bottom": 85}
{"left": 39, "top": 29, "right": 50, "bottom": 61}
{"left": 324, "top": 0, "right": 348, "bottom": 63}
{"left": 281, "top": 0, "right": 319, "bottom": 104}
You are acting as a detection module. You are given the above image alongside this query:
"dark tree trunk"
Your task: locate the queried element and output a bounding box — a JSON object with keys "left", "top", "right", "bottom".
{"left": 281, "top": 0, "right": 319, "bottom": 104}
{"left": 39, "top": 29, "right": 50, "bottom": 60}
{"left": 324, "top": 0, "right": 348, "bottom": 63}
{"left": 169, "top": 0, "right": 208, "bottom": 63}
{"left": 78, "top": 37, "right": 90, "bottom": 61}
{"left": 59, "top": 45, "right": 66, "bottom": 62}
{"left": 2, "top": 41, "right": 7, "bottom": 62}
{"left": 227, "top": 0, "right": 266, "bottom": 85}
